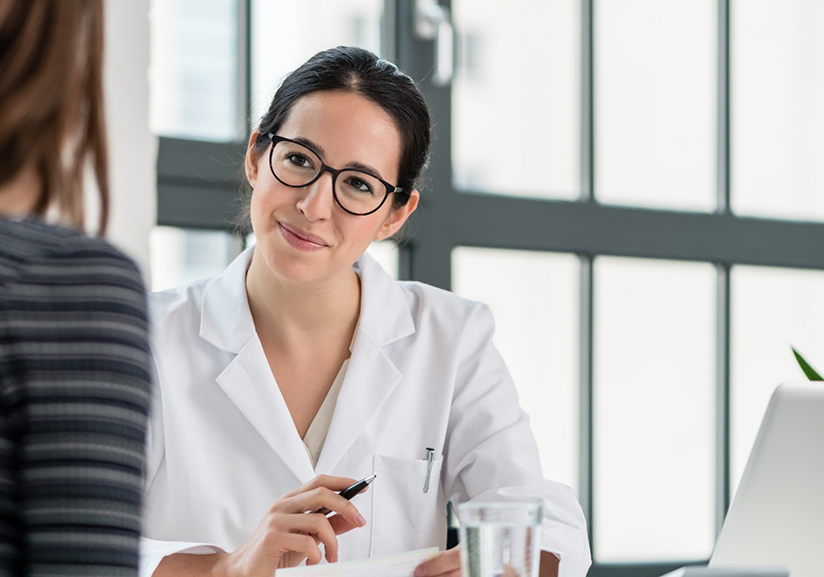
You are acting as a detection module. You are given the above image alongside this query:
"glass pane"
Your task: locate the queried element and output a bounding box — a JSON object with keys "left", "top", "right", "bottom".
{"left": 730, "top": 266, "right": 824, "bottom": 496}
{"left": 250, "top": 0, "right": 383, "bottom": 127}
{"left": 593, "top": 257, "right": 715, "bottom": 562}
{"left": 731, "top": 1, "right": 824, "bottom": 221}
{"left": 149, "top": 227, "right": 239, "bottom": 291}
{"left": 595, "top": 0, "right": 716, "bottom": 212}
{"left": 452, "top": 248, "right": 580, "bottom": 493}
{"left": 451, "top": 0, "right": 580, "bottom": 200}
{"left": 149, "top": 0, "right": 239, "bottom": 141}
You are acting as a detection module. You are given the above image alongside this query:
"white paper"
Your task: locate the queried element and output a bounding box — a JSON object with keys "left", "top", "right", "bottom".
{"left": 275, "top": 547, "right": 439, "bottom": 577}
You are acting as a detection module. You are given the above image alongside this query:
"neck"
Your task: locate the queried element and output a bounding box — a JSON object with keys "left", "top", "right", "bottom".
{"left": 245, "top": 250, "right": 362, "bottom": 347}
{"left": 0, "top": 166, "right": 40, "bottom": 217}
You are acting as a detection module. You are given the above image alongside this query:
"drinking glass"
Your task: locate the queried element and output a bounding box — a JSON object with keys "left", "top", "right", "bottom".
{"left": 458, "top": 500, "right": 543, "bottom": 577}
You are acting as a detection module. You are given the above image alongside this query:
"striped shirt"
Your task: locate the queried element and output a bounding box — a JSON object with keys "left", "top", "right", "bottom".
{"left": 0, "top": 218, "right": 152, "bottom": 576}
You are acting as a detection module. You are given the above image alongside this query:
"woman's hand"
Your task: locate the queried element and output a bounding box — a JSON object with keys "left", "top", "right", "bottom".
{"left": 218, "top": 474, "right": 367, "bottom": 575}
{"left": 157, "top": 475, "right": 367, "bottom": 577}
{"left": 413, "top": 547, "right": 461, "bottom": 577}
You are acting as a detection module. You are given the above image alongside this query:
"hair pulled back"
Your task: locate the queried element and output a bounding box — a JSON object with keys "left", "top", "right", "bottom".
{"left": 253, "top": 46, "right": 431, "bottom": 210}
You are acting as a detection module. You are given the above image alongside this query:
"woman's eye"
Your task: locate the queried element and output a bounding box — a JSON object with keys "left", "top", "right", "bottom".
{"left": 344, "top": 176, "right": 375, "bottom": 195}
{"left": 286, "top": 153, "right": 313, "bottom": 169}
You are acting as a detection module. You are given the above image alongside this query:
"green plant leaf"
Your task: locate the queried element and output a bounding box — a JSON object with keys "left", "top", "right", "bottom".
{"left": 792, "top": 347, "right": 823, "bottom": 381}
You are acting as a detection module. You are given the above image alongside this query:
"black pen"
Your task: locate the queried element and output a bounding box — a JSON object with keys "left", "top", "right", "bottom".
{"left": 314, "top": 474, "right": 376, "bottom": 516}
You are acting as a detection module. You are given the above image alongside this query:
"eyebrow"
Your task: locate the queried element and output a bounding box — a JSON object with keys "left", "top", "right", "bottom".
{"left": 290, "top": 136, "right": 388, "bottom": 180}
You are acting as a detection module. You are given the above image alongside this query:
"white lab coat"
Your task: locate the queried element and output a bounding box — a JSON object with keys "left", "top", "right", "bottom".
{"left": 140, "top": 247, "right": 591, "bottom": 577}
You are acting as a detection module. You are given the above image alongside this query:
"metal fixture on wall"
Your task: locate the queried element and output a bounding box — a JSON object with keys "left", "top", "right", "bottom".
{"left": 414, "top": 0, "right": 453, "bottom": 86}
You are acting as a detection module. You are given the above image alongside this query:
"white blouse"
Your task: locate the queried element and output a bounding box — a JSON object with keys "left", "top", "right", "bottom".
{"left": 302, "top": 359, "right": 349, "bottom": 468}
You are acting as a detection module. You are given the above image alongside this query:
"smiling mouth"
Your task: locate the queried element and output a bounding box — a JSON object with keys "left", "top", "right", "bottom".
{"left": 279, "top": 222, "right": 328, "bottom": 250}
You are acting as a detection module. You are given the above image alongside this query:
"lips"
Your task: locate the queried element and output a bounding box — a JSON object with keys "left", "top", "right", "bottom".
{"left": 278, "top": 222, "right": 328, "bottom": 251}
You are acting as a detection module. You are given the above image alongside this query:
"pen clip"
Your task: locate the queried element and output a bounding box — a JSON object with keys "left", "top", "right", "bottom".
{"left": 423, "top": 447, "right": 435, "bottom": 493}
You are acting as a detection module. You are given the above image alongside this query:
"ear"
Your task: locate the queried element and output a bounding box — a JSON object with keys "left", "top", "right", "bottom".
{"left": 375, "top": 190, "right": 419, "bottom": 240}
{"left": 245, "top": 130, "right": 263, "bottom": 188}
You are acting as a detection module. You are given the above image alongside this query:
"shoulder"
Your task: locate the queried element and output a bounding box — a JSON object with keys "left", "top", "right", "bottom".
{"left": 0, "top": 218, "right": 147, "bottom": 321}
{"left": 0, "top": 219, "right": 152, "bottom": 404}
{"left": 358, "top": 254, "right": 494, "bottom": 344}
{"left": 399, "top": 280, "right": 497, "bottom": 351}
{"left": 0, "top": 217, "right": 145, "bottom": 287}
{"left": 149, "top": 244, "right": 252, "bottom": 319}
{"left": 148, "top": 247, "right": 254, "bottom": 355}
{"left": 148, "top": 277, "right": 210, "bottom": 331}
{"left": 399, "top": 279, "right": 488, "bottom": 320}
{"left": 360, "top": 251, "right": 485, "bottom": 315}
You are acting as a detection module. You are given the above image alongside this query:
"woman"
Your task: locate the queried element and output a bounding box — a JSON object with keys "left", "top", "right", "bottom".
{"left": 0, "top": 1, "right": 152, "bottom": 575}
{"left": 141, "top": 47, "right": 590, "bottom": 577}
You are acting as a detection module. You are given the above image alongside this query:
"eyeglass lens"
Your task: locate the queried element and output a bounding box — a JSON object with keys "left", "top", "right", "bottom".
{"left": 270, "top": 139, "right": 388, "bottom": 214}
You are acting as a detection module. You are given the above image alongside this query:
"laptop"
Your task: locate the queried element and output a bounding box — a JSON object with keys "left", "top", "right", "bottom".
{"left": 708, "top": 381, "right": 824, "bottom": 577}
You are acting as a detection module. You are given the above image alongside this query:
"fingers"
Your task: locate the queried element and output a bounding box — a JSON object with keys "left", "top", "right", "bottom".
{"left": 224, "top": 475, "right": 372, "bottom": 574}
{"left": 277, "top": 531, "right": 326, "bottom": 565}
{"left": 327, "top": 512, "right": 362, "bottom": 536}
{"left": 276, "top": 485, "right": 367, "bottom": 530}
{"left": 274, "top": 512, "right": 341, "bottom": 564}
{"left": 269, "top": 475, "right": 370, "bottom": 563}
{"left": 281, "top": 474, "right": 357, "bottom": 499}
{"left": 414, "top": 548, "right": 462, "bottom": 577}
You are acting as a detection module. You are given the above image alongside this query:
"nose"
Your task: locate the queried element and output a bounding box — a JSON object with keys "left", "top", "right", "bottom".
{"left": 296, "top": 170, "right": 335, "bottom": 222}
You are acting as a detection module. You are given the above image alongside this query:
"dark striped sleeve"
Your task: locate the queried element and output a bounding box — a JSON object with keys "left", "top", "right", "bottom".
{"left": 0, "top": 219, "right": 152, "bottom": 577}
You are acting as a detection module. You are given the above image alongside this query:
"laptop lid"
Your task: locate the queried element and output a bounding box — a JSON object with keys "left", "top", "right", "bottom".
{"left": 709, "top": 381, "right": 824, "bottom": 577}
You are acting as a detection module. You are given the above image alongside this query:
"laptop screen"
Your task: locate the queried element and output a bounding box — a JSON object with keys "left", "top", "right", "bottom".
{"left": 709, "top": 381, "right": 824, "bottom": 577}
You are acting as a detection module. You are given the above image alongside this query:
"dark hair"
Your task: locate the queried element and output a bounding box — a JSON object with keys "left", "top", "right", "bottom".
{"left": 251, "top": 46, "right": 431, "bottom": 211}
{"left": 0, "top": 0, "right": 109, "bottom": 233}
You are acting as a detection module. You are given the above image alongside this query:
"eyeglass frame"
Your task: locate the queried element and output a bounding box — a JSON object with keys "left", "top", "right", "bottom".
{"left": 267, "top": 133, "right": 405, "bottom": 216}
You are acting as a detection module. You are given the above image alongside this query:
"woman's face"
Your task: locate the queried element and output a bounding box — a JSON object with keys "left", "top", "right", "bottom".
{"left": 245, "top": 90, "right": 418, "bottom": 288}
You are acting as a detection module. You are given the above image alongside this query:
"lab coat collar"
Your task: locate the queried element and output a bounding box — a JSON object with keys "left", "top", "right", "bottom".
{"left": 200, "top": 247, "right": 417, "bottom": 479}
{"left": 202, "top": 248, "right": 316, "bottom": 483}
{"left": 352, "top": 252, "right": 416, "bottom": 347}
{"left": 199, "top": 248, "right": 415, "bottom": 353}
{"left": 200, "top": 245, "right": 256, "bottom": 353}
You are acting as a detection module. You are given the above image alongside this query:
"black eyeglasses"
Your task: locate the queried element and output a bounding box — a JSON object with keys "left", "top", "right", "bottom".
{"left": 267, "top": 133, "right": 404, "bottom": 216}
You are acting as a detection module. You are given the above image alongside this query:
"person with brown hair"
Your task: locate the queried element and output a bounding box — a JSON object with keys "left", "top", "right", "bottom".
{"left": 0, "top": 0, "right": 152, "bottom": 574}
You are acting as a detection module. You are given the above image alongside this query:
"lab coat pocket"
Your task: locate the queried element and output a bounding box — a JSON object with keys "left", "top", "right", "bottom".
{"left": 370, "top": 453, "right": 446, "bottom": 557}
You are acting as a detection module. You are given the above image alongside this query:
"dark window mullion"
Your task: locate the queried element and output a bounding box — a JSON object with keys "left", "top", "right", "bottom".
{"left": 715, "top": 0, "right": 733, "bottom": 539}
{"left": 717, "top": 0, "right": 731, "bottom": 215}
{"left": 580, "top": 0, "right": 596, "bottom": 558}
{"left": 579, "top": 255, "right": 594, "bottom": 547}
{"left": 716, "top": 263, "right": 732, "bottom": 536}
{"left": 581, "top": 0, "right": 595, "bottom": 204}
{"left": 236, "top": 0, "right": 252, "bottom": 139}
{"left": 396, "top": 0, "right": 455, "bottom": 290}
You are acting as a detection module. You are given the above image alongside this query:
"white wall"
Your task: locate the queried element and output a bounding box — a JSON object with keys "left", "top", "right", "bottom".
{"left": 103, "top": 0, "right": 157, "bottom": 283}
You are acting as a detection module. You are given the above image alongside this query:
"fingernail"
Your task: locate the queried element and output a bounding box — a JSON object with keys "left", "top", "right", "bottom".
{"left": 414, "top": 566, "right": 427, "bottom": 577}
{"left": 356, "top": 513, "right": 366, "bottom": 526}
{"left": 332, "top": 552, "right": 338, "bottom": 563}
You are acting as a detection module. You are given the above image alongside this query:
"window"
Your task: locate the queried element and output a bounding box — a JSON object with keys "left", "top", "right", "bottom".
{"left": 452, "top": 247, "right": 580, "bottom": 491}
{"left": 592, "top": 257, "right": 715, "bottom": 562}
{"left": 149, "top": 0, "right": 240, "bottom": 141}
{"left": 150, "top": 1, "right": 824, "bottom": 574}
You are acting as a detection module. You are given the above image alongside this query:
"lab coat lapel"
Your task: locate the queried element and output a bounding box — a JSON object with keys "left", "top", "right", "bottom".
{"left": 215, "top": 338, "right": 315, "bottom": 484}
{"left": 315, "top": 254, "right": 415, "bottom": 473}
{"left": 201, "top": 247, "right": 315, "bottom": 484}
